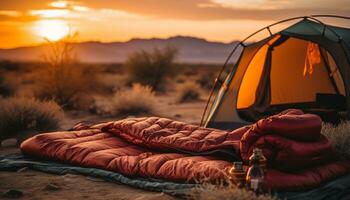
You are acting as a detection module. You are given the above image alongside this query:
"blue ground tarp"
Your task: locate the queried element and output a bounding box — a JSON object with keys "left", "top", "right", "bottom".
{"left": 1, "top": 154, "right": 350, "bottom": 199}
{"left": 0, "top": 154, "right": 194, "bottom": 197}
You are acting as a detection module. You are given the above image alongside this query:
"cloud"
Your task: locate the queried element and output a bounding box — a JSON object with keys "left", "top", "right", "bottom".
{"left": 49, "top": 1, "right": 90, "bottom": 11}
{"left": 50, "top": 1, "right": 70, "bottom": 8}
{"left": 72, "top": 5, "right": 89, "bottom": 12}
{"left": 211, "top": 0, "right": 293, "bottom": 10}
{"left": 0, "top": 0, "right": 52, "bottom": 11}
{"left": 0, "top": 11, "right": 22, "bottom": 17}
{"left": 30, "top": 9, "right": 71, "bottom": 18}
{"left": 28, "top": 4, "right": 141, "bottom": 22}
{"left": 27, "top": 1, "right": 90, "bottom": 21}
{"left": 0, "top": 0, "right": 349, "bottom": 22}
{"left": 82, "top": 0, "right": 350, "bottom": 21}
{"left": 0, "top": 10, "right": 38, "bottom": 22}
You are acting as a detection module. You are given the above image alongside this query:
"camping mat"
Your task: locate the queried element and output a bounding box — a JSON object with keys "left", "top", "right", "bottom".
{"left": 0, "top": 154, "right": 194, "bottom": 197}
{"left": 1, "top": 154, "right": 350, "bottom": 200}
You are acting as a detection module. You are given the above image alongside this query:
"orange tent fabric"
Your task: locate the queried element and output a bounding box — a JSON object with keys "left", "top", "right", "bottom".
{"left": 304, "top": 42, "right": 321, "bottom": 76}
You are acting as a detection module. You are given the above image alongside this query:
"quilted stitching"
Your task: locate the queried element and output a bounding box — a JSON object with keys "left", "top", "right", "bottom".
{"left": 107, "top": 117, "right": 241, "bottom": 153}
{"left": 21, "top": 127, "right": 232, "bottom": 182}
{"left": 20, "top": 112, "right": 350, "bottom": 191}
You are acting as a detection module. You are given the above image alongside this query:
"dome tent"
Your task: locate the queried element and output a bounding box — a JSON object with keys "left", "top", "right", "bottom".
{"left": 201, "top": 15, "right": 350, "bottom": 130}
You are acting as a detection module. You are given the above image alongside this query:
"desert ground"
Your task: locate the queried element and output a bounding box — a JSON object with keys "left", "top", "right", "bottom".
{"left": 0, "top": 60, "right": 219, "bottom": 200}
{"left": 0, "top": 148, "right": 178, "bottom": 200}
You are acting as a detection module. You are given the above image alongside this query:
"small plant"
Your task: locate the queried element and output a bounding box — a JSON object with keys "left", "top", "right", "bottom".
{"left": 110, "top": 84, "right": 157, "bottom": 116}
{"left": 0, "top": 60, "right": 20, "bottom": 71}
{"left": 125, "top": 46, "right": 177, "bottom": 91}
{"left": 191, "top": 183, "right": 277, "bottom": 200}
{"left": 0, "top": 97, "right": 64, "bottom": 141}
{"left": 0, "top": 76, "right": 16, "bottom": 97}
{"left": 197, "top": 72, "right": 216, "bottom": 90}
{"left": 34, "top": 33, "right": 96, "bottom": 109}
{"left": 176, "top": 81, "right": 201, "bottom": 103}
{"left": 96, "top": 73, "right": 127, "bottom": 94}
{"left": 322, "top": 122, "right": 350, "bottom": 159}
{"left": 89, "top": 95, "right": 112, "bottom": 115}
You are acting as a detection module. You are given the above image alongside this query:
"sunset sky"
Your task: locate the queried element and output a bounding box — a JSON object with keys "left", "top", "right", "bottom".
{"left": 0, "top": 0, "right": 349, "bottom": 49}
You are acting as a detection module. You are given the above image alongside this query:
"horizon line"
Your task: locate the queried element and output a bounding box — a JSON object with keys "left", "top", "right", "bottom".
{"left": 0, "top": 35, "right": 240, "bottom": 50}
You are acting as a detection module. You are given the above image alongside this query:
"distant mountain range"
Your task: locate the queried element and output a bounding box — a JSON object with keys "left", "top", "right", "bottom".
{"left": 0, "top": 36, "right": 241, "bottom": 64}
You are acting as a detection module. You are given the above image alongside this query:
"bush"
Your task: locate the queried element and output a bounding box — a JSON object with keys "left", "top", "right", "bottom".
{"left": 89, "top": 95, "right": 112, "bottom": 115}
{"left": 0, "top": 97, "right": 64, "bottom": 141}
{"left": 35, "top": 34, "right": 96, "bottom": 109}
{"left": 176, "top": 81, "right": 201, "bottom": 103}
{"left": 125, "top": 46, "right": 177, "bottom": 91}
{"left": 95, "top": 73, "right": 127, "bottom": 94}
{"left": 0, "top": 76, "right": 16, "bottom": 97}
{"left": 322, "top": 122, "right": 350, "bottom": 159}
{"left": 0, "top": 60, "right": 20, "bottom": 71}
{"left": 35, "top": 65, "right": 95, "bottom": 109}
{"left": 197, "top": 72, "right": 216, "bottom": 90}
{"left": 191, "top": 183, "right": 277, "bottom": 200}
{"left": 110, "top": 84, "right": 157, "bottom": 116}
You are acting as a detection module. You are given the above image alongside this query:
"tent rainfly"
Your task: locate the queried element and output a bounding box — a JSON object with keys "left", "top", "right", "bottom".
{"left": 202, "top": 15, "right": 350, "bottom": 130}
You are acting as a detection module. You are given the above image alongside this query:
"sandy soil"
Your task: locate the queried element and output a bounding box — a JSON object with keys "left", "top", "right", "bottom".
{"left": 0, "top": 158, "right": 177, "bottom": 200}
{"left": 60, "top": 91, "right": 208, "bottom": 130}
{"left": 0, "top": 92, "right": 207, "bottom": 200}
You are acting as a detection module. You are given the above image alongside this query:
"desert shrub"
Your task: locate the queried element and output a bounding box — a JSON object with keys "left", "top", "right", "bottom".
{"left": 0, "top": 60, "right": 20, "bottom": 71}
{"left": 176, "top": 76, "right": 186, "bottom": 84}
{"left": 125, "top": 46, "right": 177, "bottom": 91}
{"left": 96, "top": 73, "right": 127, "bottom": 94}
{"left": 176, "top": 81, "right": 201, "bottom": 103}
{"left": 35, "top": 65, "right": 95, "bottom": 109}
{"left": 89, "top": 95, "right": 112, "bottom": 115}
{"left": 191, "top": 183, "right": 277, "bottom": 200}
{"left": 0, "top": 97, "right": 64, "bottom": 141}
{"left": 322, "top": 122, "right": 350, "bottom": 159}
{"left": 110, "top": 84, "right": 156, "bottom": 116}
{"left": 34, "top": 34, "right": 96, "bottom": 109}
{"left": 197, "top": 72, "right": 216, "bottom": 90}
{"left": 183, "top": 68, "right": 197, "bottom": 76}
{"left": 0, "top": 75, "right": 16, "bottom": 97}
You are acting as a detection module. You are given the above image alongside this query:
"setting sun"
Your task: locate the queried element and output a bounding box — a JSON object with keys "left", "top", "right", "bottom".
{"left": 33, "top": 20, "right": 69, "bottom": 41}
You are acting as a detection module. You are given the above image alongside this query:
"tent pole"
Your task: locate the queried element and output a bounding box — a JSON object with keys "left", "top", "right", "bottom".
{"left": 310, "top": 15, "right": 350, "bottom": 20}
{"left": 200, "top": 42, "right": 243, "bottom": 126}
{"left": 318, "top": 46, "right": 341, "bottom": 94}
{"left": 200, "top": 15, "right": 350, "bottom": 127}
{"left": 267, "top": 27, "right": 273, "bottom": 36}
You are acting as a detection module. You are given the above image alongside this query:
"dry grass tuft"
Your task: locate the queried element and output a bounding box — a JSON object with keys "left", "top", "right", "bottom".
{"left": 0, "top": 60, "right": 20, "bottom": 72}
{"left": 35, "top": 65, "right": 96, "bottom": 109}
{"left": 0, "top": 97, "right": 64, "bottom": 141}
{"left": 322, "top": 122, "right": 350, "bottom": 159}
{"left": 196, "top": 72, "right": 216, "bottom": 90}
{"left": 0, "top": 76, "right": 17, "bottom": 97}
{"left": 89, "top": 95, "right": 113, "bottom": 115}
{"left": 110, "top": 84, "right": 157, "bottom": 116}
{"left": 176, "top": 81, "right": 201, "bottom": 103}
{"left": 125, "top": 46, "right": 177, "bottom": 91}
{"left": 191, "top": 183, "right": 278, "bottom": 200}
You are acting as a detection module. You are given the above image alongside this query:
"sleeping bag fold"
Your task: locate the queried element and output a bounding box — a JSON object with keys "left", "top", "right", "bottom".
{"left": 21, "top": 109, "right": 350, "bottom": 191}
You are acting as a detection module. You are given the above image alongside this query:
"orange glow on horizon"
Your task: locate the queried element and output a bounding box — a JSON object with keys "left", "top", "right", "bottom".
{"left": 0, "top": 0, "right": 348, "bottom": 49}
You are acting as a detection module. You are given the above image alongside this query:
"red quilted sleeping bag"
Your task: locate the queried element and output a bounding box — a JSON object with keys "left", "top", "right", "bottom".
{"left": 21, "top": 109, "right": 350, "bottom": 191}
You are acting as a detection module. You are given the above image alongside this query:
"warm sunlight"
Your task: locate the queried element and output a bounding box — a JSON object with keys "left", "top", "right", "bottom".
{"left": 1, "top": 1, "right": 350, "bottom": 200}
{"left": 33, "top": 19, "right": 69, "bottom": 41}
